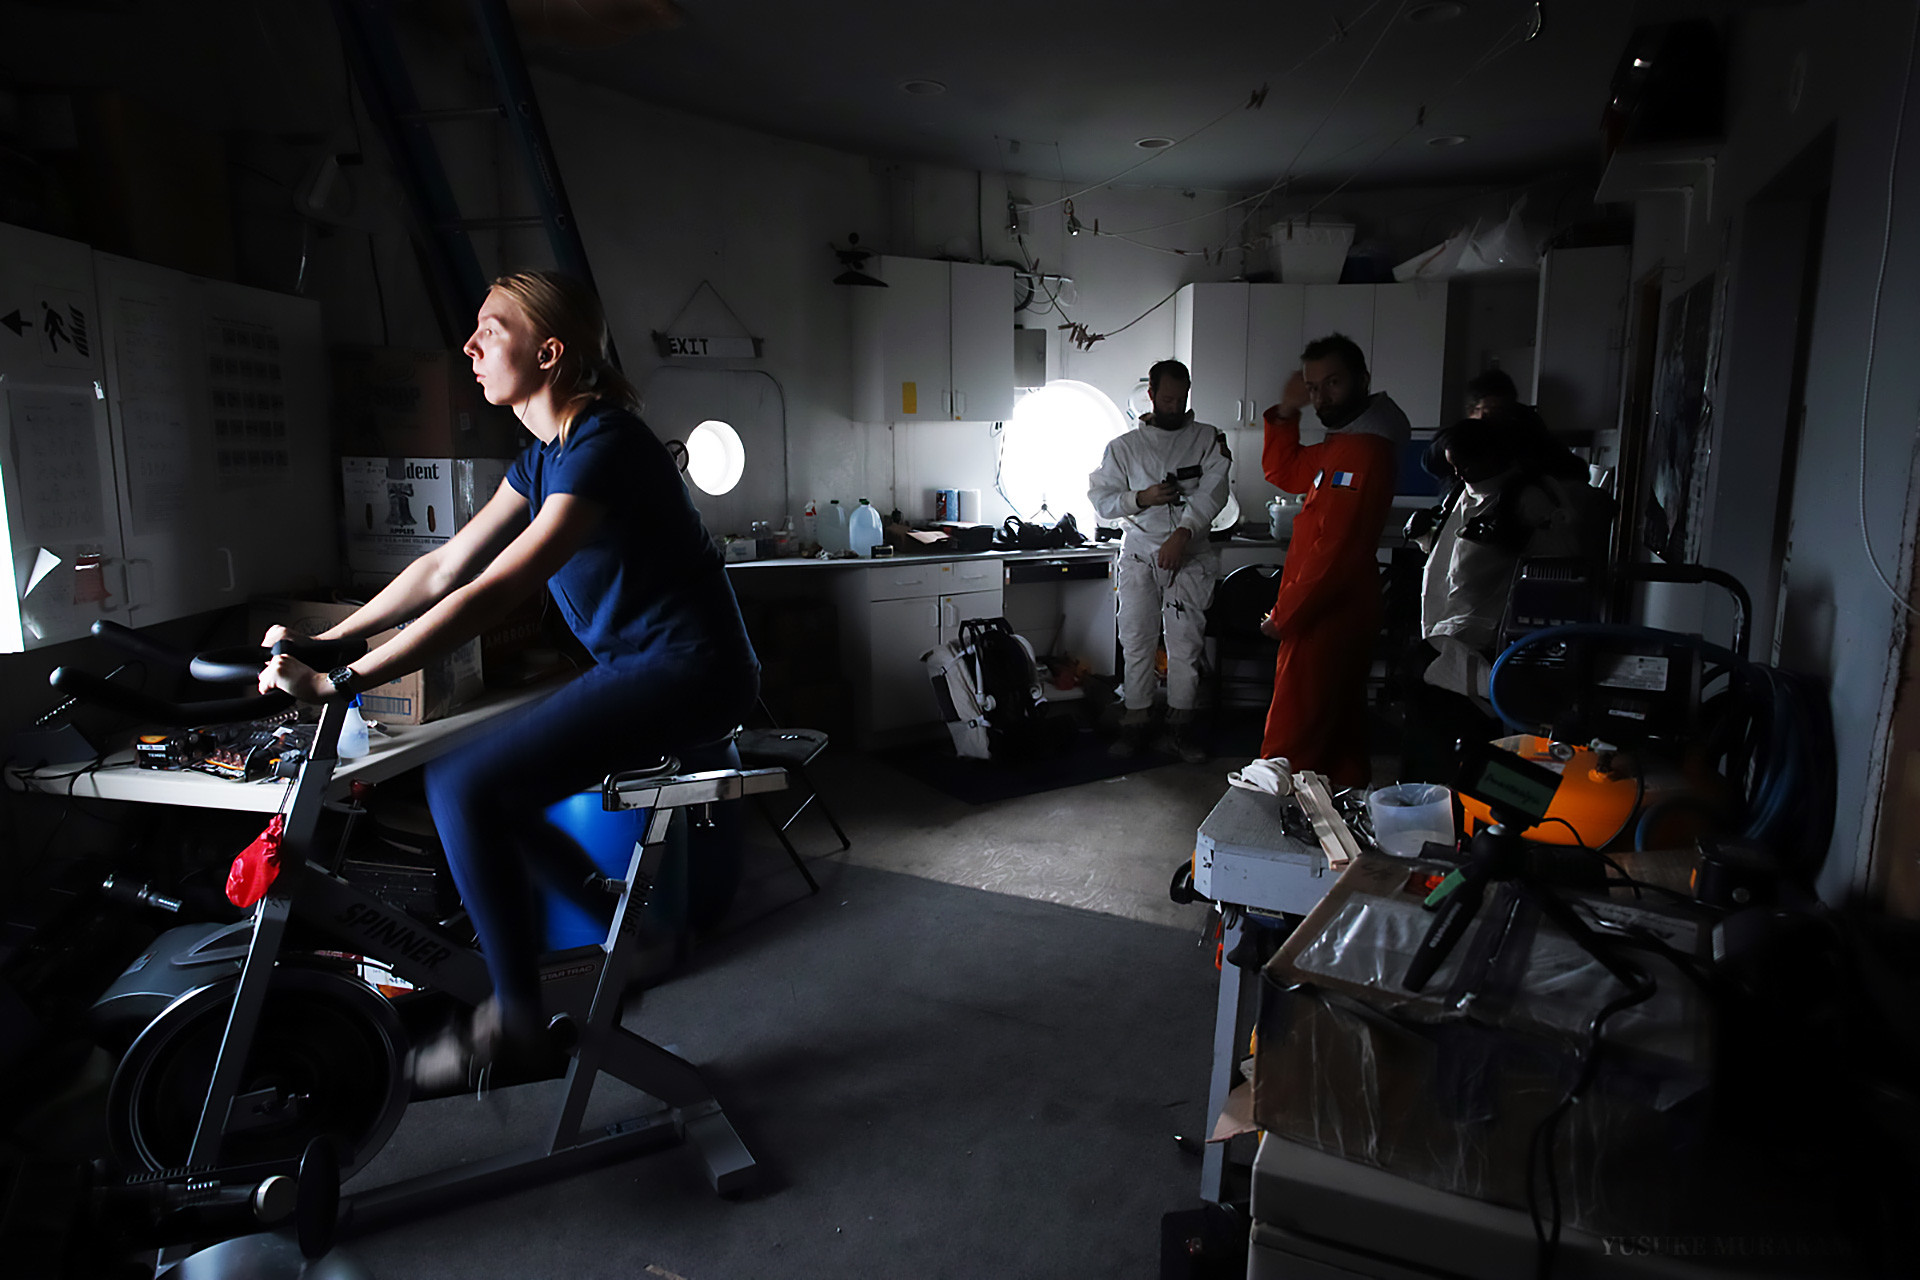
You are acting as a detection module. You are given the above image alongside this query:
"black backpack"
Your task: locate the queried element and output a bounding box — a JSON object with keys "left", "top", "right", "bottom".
{"left": 957, "top": 618, "right": 1075, "bottom": 761}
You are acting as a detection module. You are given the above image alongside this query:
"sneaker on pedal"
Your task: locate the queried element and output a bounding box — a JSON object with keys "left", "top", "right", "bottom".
{"left": 407, "top": 998, "right": 551, "bottom": 1095}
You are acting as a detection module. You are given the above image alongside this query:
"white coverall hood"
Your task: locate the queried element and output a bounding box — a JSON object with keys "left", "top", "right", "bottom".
{"left": 1326, "top": 392, "right": 1412, "bottom": 446}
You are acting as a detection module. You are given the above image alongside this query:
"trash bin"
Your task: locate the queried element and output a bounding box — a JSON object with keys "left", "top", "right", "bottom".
{"left": 1367, "top": 782, "right": 1455, "bottom": 857}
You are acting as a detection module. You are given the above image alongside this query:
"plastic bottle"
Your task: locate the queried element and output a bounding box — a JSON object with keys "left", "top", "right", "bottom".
{"left": 848, "top": 498, "right": 883, "bottom": 558}
{"left": 823, "top": 499, "right": 849, "bottom": 555}
{"left": 339, "top": 697, "right": 370, "bottom": 759}
{"left": 801, "top": 500, "right": 818, "bottom": 547}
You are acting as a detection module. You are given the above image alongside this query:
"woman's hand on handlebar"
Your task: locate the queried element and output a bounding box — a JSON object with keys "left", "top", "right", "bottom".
{"left": 260, "top": 625, "right": 308, "bottom": 649}
{"left": 259, "top": 653, "right": 330, "bottom": 702}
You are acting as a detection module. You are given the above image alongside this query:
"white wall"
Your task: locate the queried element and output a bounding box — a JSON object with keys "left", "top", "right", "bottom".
{"left": 1628, "top": 4, "right": 1920, "bottom": 900}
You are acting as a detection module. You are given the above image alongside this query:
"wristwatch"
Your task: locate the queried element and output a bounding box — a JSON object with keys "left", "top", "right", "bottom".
{"left": 327, "top": 666, "right": 358, "bottom": 701}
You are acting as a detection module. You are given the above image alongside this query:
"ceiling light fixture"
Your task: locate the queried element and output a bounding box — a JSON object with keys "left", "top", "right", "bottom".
{"left": 1134, "top": 136, "right": 1175, "bottom": 149}
{"left": 1427, "top": 134, "right": 1470, "bottom": 147}
{"left": 899, "top": 79, "right": 946, "bottom": 96}
{"left": 1407, "top": 2, "right": 1465, "bottom": 22}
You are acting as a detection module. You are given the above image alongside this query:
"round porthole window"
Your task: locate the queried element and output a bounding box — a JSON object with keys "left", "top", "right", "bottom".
{"left": 999, "top": 380, "right": 1128, "bottom": 532}
{"left": 685, "top": 419, "right": 745, "bottom": 495}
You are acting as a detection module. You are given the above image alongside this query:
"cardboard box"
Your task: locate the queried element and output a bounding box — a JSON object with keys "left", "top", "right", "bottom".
{"left": 1252, "top": 854, "right": 1719, "bottom": 1238}
{"left": 248, "top": 597, "right": 483, "bottom": 727}
{"left": 342, "top": 456, "right": 509, "bottom": 577}
{"left": 332, "top": 347, "right": 522, "bottom": 458}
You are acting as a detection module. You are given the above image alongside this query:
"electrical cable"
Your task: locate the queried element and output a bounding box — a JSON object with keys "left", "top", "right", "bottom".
{"left": 1526, "top": 815, "right": 1643, "bottom": 899}
{"left": 1304, "top": 12, "right": 1538, "bottom": 218}
{"left": 1855, "top": 2, "right": 1920, "bottom": 616}
{"left": 1274, "top": 0, "right": 1411, "bottom": 195}
{"left": 1526, "top": 968, "right": 1657, "bottom": 1279}
{"left": 1095, "top": 3, "right": 1537, "bottom": 254}
{"left": 1490, "top": 623, "right": 1837, "bottom": 874}
{"left": 1057, "top": 283, "right": 1185, "bottom": 352}
{"left": 1023, "top": 0, "right": 1395, "bottom": 215}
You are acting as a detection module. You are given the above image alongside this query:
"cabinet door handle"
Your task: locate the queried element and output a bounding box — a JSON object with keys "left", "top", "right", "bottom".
{"left": 953, "top": 389, "right": 966, "bottom": 419}
{"left": 219, "top": 547, "right": 236, "bottom": 593}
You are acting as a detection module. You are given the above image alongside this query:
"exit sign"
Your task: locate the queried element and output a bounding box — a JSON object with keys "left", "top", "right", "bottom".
{"left": 651, "top": 332, "right": 761, "bottom": 359}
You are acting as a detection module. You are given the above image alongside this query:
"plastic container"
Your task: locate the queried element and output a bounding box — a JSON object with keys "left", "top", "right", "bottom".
{"left": 338, "top": 697, "right": 370, "bottom": 759}
{"left": 1367, "top": 782, "right": 1454, "bottom": 857}
{"left": 541, "top": 739, "right": 744, "bottom": 954}
{"left": 1268, "top": 220, "right": 1355, "bottom": 284}
{"left": 822, "top": 500, "right": 848, "bottom": 555}
{"left": 1267, "top": 495, "right": 1303, "bottom": 541}
{"left": 801, "top": 500, "right": 817, "bottom": 547}
{"left": 848, "top": 498, "right": 883, "bottom": 558}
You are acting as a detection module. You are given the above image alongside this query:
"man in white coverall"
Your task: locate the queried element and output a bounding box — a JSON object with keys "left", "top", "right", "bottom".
{"left": 1088, "top": 359, "right": 1233, "bottom": 761}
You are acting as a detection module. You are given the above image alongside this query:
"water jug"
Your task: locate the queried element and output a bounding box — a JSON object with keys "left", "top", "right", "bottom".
{"left": 848, "top": 498, "right": 884, "bottom": 558}
{"left": 822, "top": 500, "right": 849, "bottom": 555}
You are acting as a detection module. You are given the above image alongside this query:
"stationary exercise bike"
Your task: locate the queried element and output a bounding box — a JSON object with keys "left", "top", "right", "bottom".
{"left": 53, "top": 620, "right": 787, "bottom": 1244}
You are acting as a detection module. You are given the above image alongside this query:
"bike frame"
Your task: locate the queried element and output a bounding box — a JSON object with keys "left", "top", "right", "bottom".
{"left": 181, "top": 695, "right": 787, "bottom": 1236}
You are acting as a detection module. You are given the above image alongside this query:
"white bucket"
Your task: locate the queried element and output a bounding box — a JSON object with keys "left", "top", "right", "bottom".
{"left": 1367, "top": 782, "right": 1455, "bottom": 857}
{"left": 1268, "top": 221, "right": 1355, "bottom": 284}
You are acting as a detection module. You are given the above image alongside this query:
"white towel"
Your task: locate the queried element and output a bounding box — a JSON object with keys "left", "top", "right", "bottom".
{"left": 1228, "top": 756, "right": 1294, "bottom": 796}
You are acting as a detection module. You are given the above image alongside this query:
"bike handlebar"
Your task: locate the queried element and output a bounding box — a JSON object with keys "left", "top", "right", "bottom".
{"left": 50, "top": 621, "right": 373, "bottom": 728}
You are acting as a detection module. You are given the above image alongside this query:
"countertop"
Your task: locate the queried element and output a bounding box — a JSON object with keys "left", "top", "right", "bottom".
{"left": 725, "top": 544, "right": 1120, "bottom": 570}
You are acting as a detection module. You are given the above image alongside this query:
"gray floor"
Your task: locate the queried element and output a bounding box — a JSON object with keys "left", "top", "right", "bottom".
{"left": 331, "top": 743, "right": 1240, "bottom": 1279}
{"left": 820, "top": 746, "right": 1230, "bottom": 929}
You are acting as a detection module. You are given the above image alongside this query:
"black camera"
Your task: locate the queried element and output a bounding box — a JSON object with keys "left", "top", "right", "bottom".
{"left": 1162, "top": 464, "right": 1202, "bottom": 506}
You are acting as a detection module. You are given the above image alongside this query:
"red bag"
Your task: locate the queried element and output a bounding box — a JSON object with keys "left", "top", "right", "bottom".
{"left": 226, "top": 814, "right": 286, "bottom": 908}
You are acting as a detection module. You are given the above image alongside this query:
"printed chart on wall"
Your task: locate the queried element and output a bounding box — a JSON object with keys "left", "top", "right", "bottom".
{"left": 112, "top": 296, "right": 194, "bottom": 537}
{"left": 207, "top": 314, "right": 291, "bottom": 488}
{"left": 5, "top": 386, "right": 116, "bottom": 642}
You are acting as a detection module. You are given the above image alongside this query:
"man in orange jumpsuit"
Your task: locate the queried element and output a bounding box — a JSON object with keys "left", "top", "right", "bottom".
{"left": 1258, "top": 333, "right": 1410, "bottom": 788}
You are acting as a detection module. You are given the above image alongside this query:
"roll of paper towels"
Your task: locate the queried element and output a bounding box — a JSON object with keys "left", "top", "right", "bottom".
{"left": 957, "top": 489, "right": 982, "bottom": 523}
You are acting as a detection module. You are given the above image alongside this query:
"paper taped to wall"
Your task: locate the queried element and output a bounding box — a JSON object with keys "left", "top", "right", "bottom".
{"left": 26, "top": 547, "right": 60, "bottom": 595}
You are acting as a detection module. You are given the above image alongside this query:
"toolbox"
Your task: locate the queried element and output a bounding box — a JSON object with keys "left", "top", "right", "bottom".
{"left": 1193, "top": 786, "right": 1330, "bottom": 914}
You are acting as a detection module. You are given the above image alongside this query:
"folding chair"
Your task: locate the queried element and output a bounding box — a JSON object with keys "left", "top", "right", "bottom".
{"left": 733, "top": 699, "right": 850, "bottom": 893}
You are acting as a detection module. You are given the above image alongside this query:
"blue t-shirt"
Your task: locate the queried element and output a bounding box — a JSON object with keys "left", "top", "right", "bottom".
{"left": 505, "top": 405, "right": 757, "bottom": 671}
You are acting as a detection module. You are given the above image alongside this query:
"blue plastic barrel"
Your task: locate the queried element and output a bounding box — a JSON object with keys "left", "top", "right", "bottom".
{"left": 537, "top": 739, "right": 744, "bottom": 952}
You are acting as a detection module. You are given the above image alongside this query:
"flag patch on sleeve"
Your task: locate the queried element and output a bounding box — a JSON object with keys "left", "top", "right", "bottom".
{"left": 1330, "top": 470, "right": 1357, "bottom": 488}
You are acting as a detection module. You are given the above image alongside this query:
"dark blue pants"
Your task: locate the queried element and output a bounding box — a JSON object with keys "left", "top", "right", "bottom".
{"left": 424, "top": 653, "right": 757, "bottom": 1032}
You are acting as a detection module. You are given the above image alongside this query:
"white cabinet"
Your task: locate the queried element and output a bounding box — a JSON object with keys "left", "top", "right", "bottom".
{"left": 865, "top": 595, "right": 942, "bottom": 734}
{"left": 1532, "top": 246, "right": 1629, "bottom": 439}
{"left": 1301, "top": 283, "right": 1377, "bottom": 360}
{"left": 853, "top": 257, "right": 1015, "bottom": 423}
{"left": 948, "top": 262, "right": 1014, "bottom": 423}
{"left": 0, "top": 225, "right": 333, "bottom": 653}
{"left": 1178, "top": 281, "right": 1450, "bottom": 437}
{"left": 0, "top": 223, "right": 132, "bottom": 649}
{"left": 1244, "top": 285, "right": 1306, "bottom": 423}
{"left": 834, "top": 559, "right": 1006, "bottom": 744}
{"left": 95, "top": 254, "right": 334, "bottom": 625}
{"left": 1370, "top": 283, "right": 1450, "bottom": 432}
{"left": 940, "top": 588, "right": 1001, "bottom": 642}
{"left": 1174, "top": 282, "right": 1249, "bottom": 428}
